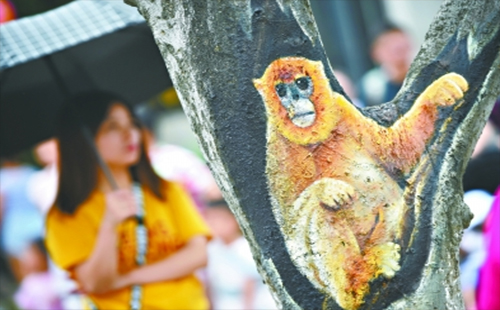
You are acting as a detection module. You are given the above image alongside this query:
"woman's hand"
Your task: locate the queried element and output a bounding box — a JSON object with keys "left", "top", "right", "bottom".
{"left": 103, "top": 189, "right": 137, "bottom": 227}
{"left": 74, "top": 189, "right": 137, "bottom": 294}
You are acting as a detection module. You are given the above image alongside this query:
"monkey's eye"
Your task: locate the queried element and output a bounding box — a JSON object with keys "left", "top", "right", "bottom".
{"left": 295, "top": 77, "right": 310, "bottom": 90}
{"left": 275, "top": 84, "right": 287, "bottom": 97}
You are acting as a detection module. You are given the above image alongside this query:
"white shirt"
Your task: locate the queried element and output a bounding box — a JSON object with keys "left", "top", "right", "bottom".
{"left": 206, "top": 237, "right": 277, "bottom": 310}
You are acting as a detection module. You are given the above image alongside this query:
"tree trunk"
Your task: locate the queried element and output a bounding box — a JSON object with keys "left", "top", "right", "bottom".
{"left": 126, "top": 0, "right": 500, "bottom": 309}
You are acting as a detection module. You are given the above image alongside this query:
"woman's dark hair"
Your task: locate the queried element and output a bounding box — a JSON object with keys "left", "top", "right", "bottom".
{"left": 55, "top": 91, "right": 165, "bottom": 214}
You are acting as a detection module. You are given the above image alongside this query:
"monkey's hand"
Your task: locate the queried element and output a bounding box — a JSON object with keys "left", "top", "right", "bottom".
{"left": 295, "top": 178, "right": 357, "bottom": 212}
{"left": 419, "top": 73, "right": 468, "bottom": 107}
{"left": 365, "top": 242, "right": 401, "bottom": 279}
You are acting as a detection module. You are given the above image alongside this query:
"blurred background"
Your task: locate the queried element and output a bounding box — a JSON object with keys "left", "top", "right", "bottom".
{"left": 1, "top": 1, "right": 499, "bottom": 310}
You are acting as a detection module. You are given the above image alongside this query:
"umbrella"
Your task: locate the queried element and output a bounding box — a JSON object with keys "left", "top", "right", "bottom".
{"left": 0, "top": 0, "right": 172, "bottom": 158}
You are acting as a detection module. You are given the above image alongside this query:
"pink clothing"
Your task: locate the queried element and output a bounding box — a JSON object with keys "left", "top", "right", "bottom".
{"left": 476, "top": 186, "right": 500, "bottom": 310}
{"left": 14, "top": 272, "right": 63, "bottom": 310}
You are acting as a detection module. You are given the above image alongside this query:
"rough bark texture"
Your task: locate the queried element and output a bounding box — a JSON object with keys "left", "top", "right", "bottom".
{"left": 125, "top": 0, "right": 500, "bottom": 309}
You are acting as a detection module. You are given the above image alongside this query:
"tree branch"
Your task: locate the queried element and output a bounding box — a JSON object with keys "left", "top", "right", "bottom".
{"left": 127, "top": 0, "right": 500, "bottom": 309}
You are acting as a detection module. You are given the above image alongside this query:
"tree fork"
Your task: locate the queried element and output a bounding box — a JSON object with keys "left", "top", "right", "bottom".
{"left": 126, "top": 0, "right": 500, "bottom": 309}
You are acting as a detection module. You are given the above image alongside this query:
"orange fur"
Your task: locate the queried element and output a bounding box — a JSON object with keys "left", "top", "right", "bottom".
{"left": 254, "top": 57, "right": 468, "bottom": 310}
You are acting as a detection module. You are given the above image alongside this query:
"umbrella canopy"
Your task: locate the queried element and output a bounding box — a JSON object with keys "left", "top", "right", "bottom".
{"left": 0, "top": 0, "right": 171, "bottom": 157}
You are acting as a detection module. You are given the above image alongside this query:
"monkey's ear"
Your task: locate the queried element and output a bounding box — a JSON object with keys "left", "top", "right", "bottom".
{"left": 253, "top": 78, "right": 264, "bottom": 91}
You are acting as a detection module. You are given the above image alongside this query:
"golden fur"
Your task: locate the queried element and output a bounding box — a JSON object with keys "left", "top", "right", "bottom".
{"left": 254, "top": 57, "right": 468, "bottom": 310}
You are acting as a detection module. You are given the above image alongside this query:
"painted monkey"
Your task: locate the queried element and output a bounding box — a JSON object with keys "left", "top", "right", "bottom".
{"left": 253, "top": 57, "right": 468, "bottom": 310}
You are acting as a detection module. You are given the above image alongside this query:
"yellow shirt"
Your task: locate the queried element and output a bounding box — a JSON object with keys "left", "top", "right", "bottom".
{"left": 46, "top": 181, "right": 211, "bottom": 310}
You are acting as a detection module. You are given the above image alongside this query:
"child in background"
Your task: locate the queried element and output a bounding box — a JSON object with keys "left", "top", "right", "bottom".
{"left": 27, "top": 138, "right": 59, "bottom": 215}
{"left": 0, "top": 156, "right": 43, "bottom": 281}
{"left": 14, "top": 238, "right": 63, "bottom": 310}
{"left": 204, "top": 199, "right": 276, "bottom": 310}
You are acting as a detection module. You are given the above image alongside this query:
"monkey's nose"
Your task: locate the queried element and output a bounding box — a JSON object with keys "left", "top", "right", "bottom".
{"left": 292, "top": 94, "right": 299, "bottom": 100}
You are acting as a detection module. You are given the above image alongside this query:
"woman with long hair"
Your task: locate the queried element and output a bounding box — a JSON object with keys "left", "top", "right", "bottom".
{"left": 45, "top": 91, "right": 211, "bottom": 309}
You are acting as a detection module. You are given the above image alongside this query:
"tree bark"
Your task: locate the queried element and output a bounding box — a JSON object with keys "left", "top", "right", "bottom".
{"left": 126, "top": 0, "right": 500, "bottom": 309}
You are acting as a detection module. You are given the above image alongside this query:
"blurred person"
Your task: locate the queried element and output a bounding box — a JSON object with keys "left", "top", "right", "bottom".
{"left": 0, "top": 155, "right": 44, "bottom": 281}
{"left": 204, "top": 199, "right": 277, "bottom": 310}
{"left": 45, "top": 91, "right": 212, "bottom": 310}
{"left": 475, "top": 186, "right": 500, "bottom": 310}
{"left": 14, "top": 238, "right": 63, "bottom": 310}
{"left": 0, "top": 195, "right": 18, "bottom": 310}
{"left": 27, "top": 138, "right": 59, "bottom": 214}
{"left": 460, "top": 190, "right": 494, "bottom": 310}
{"left": 358, "top": 24, "right": 413, "bottom": 107}
{"left": 460, "top": 102, "right": 500, "bottom": 309}
{"left": 334, "top": 69, "right": 364, "bottom": 108}
{"left": 463, "top": 99, "right": 500, "bottom": 195}
{"left": 26, "top": 139, "right": 81, "bottom": 310}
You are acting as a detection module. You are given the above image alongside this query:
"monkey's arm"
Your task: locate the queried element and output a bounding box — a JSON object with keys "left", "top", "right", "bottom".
{"left": 350, "top": 73, "right": 468, "bottom": 173}
{"left": 387, "top": 73, "right": 467, "bottom": 170}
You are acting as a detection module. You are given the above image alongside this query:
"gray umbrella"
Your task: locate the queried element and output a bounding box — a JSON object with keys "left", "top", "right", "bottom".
{"left": 0, "top": 0, "right": 171, "bottom": 188}
{"left": 0, "top": 1, "right": 145, "bottom": 68}
{"left": 0, "top": 0, "right": 171, "bottom": 159}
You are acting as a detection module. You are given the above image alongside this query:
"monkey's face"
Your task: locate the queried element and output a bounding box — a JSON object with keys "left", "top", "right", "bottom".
{"left": 254, "top": 57, "right": 340, "bottom": 145}
{"left": 275, "top": 76, "right": 316, "bottom": 127}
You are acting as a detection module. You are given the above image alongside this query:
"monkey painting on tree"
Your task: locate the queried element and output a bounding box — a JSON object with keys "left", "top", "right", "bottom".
{"left": 253, "top": 57, "right": 468, "bottom": 310}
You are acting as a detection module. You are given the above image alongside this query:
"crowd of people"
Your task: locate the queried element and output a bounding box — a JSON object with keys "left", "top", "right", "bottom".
{"left": 460, "top": 99, "right": 500, "bottom": 310}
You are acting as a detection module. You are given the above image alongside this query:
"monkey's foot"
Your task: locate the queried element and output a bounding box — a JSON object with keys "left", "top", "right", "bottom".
{"left": 365, "top": 242, "right": 401, "bottom": 278}
{"left": 422, "top": 73, "right": 468, "bottom": 107}
{"left": 312, "top": 178, "right": 357, "bottom": 211}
